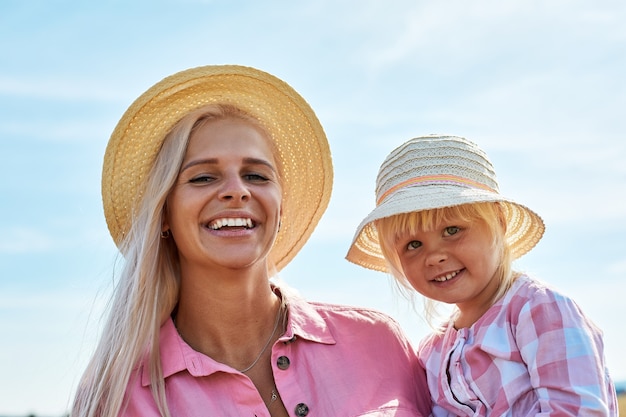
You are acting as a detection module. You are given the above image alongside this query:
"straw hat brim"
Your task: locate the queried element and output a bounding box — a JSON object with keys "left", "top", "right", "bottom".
{"left": 346, "top": 184, "right": 544, "bottom": 272}
{"left": 102, "top": 65, "right": 333, "bottom": 271}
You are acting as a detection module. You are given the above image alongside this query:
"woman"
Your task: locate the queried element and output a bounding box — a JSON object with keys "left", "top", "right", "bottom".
{"left": 71, "top": 65, "right": 431, "bottom": 417}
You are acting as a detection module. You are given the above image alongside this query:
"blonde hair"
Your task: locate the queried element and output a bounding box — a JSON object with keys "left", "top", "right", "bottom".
{"left": 375, "top": 202, "right": 517, "bottom": 329}
{"left": 72, "top": 104, "right": 277, "bottom": 417}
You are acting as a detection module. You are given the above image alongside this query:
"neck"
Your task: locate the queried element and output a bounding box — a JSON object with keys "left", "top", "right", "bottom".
{"left": 454, "top": 270, "right": 502, "bottom": 329}
{"left": 174, "top": 266, "right": 283, "bottom": 369}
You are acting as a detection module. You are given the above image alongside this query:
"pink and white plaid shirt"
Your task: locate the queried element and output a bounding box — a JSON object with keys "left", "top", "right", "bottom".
{"left": 419, "top": 275, "right": 618, "bottom": 416}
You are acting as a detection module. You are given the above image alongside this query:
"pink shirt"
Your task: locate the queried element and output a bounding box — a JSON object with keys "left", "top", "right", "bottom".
{"left": 121, "top": 288, "right": 432, "bottom": 416}
{"left": 419, "top": 275, "right": 618, "bottom": 416}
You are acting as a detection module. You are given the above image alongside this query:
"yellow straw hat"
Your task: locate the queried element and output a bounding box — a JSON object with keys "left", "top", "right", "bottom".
{"left": 102, "top": 65, "right": 333, "bottom": 271}
{"left": 346, "top": 135, "right": 544, "bottom": 272}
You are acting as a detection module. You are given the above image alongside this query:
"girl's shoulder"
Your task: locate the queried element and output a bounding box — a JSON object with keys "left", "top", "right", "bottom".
{"left": 505, "top": 274, "right": 572, "bottom": 308}
{"left": 502, "top": 274, "right": 595, "bottom": 331}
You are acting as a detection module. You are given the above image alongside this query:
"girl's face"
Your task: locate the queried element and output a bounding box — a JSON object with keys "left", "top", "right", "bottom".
{"left": 393, "top": 214, "right": 502, "bottom": 322}
{"left": 164, "top": 118, "right": 282, "bottom": 275}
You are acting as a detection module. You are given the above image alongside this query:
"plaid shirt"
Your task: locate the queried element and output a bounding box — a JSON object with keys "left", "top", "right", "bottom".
{"left": 419, "top": 275, "right": 618, "bottom": 416}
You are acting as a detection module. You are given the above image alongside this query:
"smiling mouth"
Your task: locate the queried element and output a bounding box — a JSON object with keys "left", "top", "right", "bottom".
{"left": 433, "top": 269, "right": 462, "bottom": 282}
{"left": 208, "top": 218, "right": 254, "bottom": 230}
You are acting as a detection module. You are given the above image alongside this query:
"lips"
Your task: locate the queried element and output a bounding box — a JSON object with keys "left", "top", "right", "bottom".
{"left": 432, "top": 269, "right": 462, "bottom": 282}
{"left": 208, "top": 217, "right": 254, "bottom": 230}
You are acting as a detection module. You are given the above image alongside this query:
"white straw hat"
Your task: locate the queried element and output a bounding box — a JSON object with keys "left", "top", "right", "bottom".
{"left": 346, "top": 135, "right": 544, "bottom": 272}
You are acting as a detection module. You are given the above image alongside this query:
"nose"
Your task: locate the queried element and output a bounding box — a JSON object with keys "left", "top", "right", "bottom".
{"left": 218, "top": 175, "right": 251, "bottom": 202}
{"left": 425, "top": 245, "right": 448, "bottom": 266}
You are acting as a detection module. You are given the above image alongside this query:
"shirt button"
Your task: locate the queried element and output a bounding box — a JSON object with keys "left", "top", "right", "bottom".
{"left": 295, "top": 403, "right": 309, "bottom": 416}
{"left": 277, "top": 356, "right": 290, "bottom": 370}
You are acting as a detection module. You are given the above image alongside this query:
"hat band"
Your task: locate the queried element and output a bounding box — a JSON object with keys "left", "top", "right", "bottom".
{"left": 376, "top": 174, "right": 496, "bottom": 205}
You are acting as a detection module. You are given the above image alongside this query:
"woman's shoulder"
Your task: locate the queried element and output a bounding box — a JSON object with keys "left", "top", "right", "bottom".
{"left": 307, "top": 299, "right": 401, "bottom": 327}
{"left": 286, "top": 294, "right": 411, "bottom": 345}
{"left": 280, "top": 284, "right": 400, "bottom": 327}
{"left": 277, "top": 283, "right": 415, "bottom": 351}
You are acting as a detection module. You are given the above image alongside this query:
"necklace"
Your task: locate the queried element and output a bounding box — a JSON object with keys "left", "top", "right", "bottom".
{"left": 238, "top": 303, "right": 283, "bottom": 373}
{"left": 270, "top": 388, "right": 278, "bottom": 404}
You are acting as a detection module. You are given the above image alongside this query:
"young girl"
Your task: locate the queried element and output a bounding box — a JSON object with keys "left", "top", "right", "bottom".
{"left": 346, "top": 135, "right": 618, "bottom": 416}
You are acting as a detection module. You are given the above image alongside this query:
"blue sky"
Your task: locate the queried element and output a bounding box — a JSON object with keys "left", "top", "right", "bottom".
{"left": 1, "top": 1, "right": 625, "bottom": 415}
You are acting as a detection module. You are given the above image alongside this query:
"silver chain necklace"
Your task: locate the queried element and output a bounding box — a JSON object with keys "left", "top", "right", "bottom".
{"left": 238, "top": 304, "right": 283, "bottom": 373}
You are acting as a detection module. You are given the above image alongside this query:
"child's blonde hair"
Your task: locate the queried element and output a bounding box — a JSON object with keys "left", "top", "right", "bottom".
{"left": 375, "top": 202, "right": 518, "bottom": 328}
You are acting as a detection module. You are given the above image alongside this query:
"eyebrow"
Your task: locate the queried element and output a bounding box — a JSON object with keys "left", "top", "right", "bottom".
{"left": 181, "top": 157, "right": 277, "bottom": 173}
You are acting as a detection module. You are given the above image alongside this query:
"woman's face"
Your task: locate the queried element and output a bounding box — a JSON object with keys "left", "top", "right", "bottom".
{"left": 164, "top": 118, "right": 282, "bottom": 274}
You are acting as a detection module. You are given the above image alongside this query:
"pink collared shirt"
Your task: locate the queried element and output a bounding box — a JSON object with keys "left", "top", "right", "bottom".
{"left": 419, "top": 275, "right": 618, "bottom": 416}
{"left": 121, "top": 289, "right": 432, "bottom": 416}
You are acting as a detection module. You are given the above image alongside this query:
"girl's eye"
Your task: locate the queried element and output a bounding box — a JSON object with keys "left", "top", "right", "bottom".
{"left": 444, "top": 226, "right": 460, "bottom": 236}
{"left": 406, "top": 240, "right": 422, "bottom": 251}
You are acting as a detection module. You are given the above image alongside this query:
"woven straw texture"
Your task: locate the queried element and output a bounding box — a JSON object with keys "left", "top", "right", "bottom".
{"left": 346, "top": 135, "right": 544, "bottom": 272}
{"left": 102, "top": 65, "right": 333, "bottom": 271}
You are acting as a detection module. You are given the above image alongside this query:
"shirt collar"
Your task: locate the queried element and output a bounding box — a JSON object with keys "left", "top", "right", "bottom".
{"left": 141, "top": 286, "right": 336, "bottom": 386}
{"left": 277, "top": 286, "right": 337, "bottom": 346}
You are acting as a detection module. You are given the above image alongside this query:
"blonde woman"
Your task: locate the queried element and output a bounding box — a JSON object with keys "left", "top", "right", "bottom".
{"left": 71, "top": 65, "right": 431, "bottom": 417}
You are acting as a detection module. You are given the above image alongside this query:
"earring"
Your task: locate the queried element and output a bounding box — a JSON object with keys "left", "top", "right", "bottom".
{"left": 160, "top": 230, "right": 171, "bottom": 239}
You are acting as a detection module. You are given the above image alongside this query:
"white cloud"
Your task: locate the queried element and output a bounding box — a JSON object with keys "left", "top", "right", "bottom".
{"left": 0, "top": 227, "right": 55, "bottom": 253}
{"left": 608, "top": 259, "right": 626, "bottom": 275}
{"left": 0, "top": 75, "right": 128, "bottom": 102}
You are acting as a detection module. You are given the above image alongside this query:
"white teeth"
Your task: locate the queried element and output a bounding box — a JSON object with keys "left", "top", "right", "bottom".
{"left": 209, "top": 218, "right": 253, "bottom": 230}
{"left": 433, "top": 270, "right": 460, "bottom": 282}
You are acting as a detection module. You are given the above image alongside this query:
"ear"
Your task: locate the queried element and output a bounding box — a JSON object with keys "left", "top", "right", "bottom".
{"left": 161, "top": 202, "right": 170, "bottom": 233}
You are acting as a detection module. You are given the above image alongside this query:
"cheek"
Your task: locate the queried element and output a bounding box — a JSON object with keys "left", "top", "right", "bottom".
{"left": 166, "top": 190, "right": 202, "bottom": 228}
{"left": 476, "top": 238, "right": 503, "bottom": 275}
{"left": 398, "top": 253, "right": 421, "bottom": 280}
{"left": 269, "top": 189, "right": 283, "bottom": 217}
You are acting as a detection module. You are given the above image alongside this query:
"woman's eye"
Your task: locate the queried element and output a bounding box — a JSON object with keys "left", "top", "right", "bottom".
{"left": 406, "top": 240, "right": 422, "bottom": 251}
{"left": 244, "top": 173, "right": 269, "bottom": 182}
{"left": 189, "top": 175, "right": 215, "bottom": 184}
{"left": 444, "top": 226, "right": 460, "bottom": 236}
